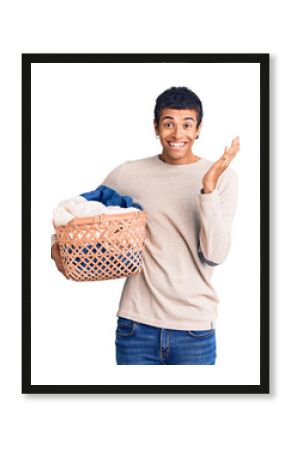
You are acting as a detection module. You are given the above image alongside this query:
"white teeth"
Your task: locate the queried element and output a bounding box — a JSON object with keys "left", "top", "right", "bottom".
{"left": 169, "top": 142, "right": 185, "bottom": 147}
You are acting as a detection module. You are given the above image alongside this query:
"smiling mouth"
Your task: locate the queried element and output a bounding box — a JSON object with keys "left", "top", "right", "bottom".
{"left": 168, "top": 141, "right": 187, "bottom": 148}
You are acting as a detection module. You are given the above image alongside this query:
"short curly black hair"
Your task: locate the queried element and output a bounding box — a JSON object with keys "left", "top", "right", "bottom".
{"left": 154, "top": 86, "right": 203, "bottom": 128}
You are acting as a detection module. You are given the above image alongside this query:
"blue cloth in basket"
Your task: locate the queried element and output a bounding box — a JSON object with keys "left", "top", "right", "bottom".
{"left": 80, "top": 185, "right": 143, "bottom": 210}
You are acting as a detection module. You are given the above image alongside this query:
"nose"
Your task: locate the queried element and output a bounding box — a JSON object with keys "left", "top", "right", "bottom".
{"left": 172, "top": 125, "right": 184, "bottom": 140}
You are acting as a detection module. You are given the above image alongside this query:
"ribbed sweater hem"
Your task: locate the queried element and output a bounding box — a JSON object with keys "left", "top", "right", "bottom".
{"left": 116, "top": 309, "right": 216, "bottom": 331}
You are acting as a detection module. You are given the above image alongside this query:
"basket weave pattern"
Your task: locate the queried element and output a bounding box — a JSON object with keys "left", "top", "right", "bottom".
{"left": 54, "top": 211, "right": 147, "bottom": 281}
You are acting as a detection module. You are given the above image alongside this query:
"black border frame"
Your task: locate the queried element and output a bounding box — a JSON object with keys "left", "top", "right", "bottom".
{"left": 22, "top": 53, "right": 269, "bottom": 394}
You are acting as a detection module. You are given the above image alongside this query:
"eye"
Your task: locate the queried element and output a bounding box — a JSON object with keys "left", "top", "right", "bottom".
{"left": 184, "top": 123, "right": 192, "bottom": 128}
{"left": 164, "top": 122, "right": 173, "bottom": 128}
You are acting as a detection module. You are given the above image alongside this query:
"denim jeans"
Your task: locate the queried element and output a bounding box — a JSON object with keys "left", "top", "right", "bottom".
{"left": 115, "top": 317, "right": 217, "bottom": 365}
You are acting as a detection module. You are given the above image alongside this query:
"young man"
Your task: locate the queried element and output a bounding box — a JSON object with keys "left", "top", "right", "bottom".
{"left": 51, "top": 86, "right": 239, "bottom": 365}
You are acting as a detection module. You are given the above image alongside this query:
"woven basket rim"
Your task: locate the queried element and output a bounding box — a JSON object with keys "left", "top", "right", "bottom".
{"left": 53, "top": 209, "right": 147, "bottom": 229}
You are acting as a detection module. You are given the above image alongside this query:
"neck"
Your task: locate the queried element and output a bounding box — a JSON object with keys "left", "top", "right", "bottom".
{"left": 159, "top": 152, "right": 201, "bottom": 165}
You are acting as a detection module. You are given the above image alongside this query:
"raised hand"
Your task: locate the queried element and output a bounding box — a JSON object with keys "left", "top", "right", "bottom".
{"left": 202, "top": 136, "right": 240, "bottom": 193}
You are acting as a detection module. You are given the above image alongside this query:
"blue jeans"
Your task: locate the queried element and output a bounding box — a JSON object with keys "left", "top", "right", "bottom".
{"left": 115, "top": 317, "right": 217, "bottom": 365}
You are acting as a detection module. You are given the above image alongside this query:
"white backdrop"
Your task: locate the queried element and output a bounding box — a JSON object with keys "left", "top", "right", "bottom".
{"left": 31, "top": 61, "right": 260, "bottom": 385}
{"left": 3, "top": 0, "right": 289, "bottom": 449}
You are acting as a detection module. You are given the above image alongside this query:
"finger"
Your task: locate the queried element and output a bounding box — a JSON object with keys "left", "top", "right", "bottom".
{"left": 55, "top": 259, "right": 65, "bottom": 274}
{"left": 214, "top": 142, "right": 238, "bottom": 170}
{"left": 230, "top": 136, "right": 240, "bottom": 152}
{"left": 230, "top": 144, "right": 240, "bottom": 159}
{"left": 216, "top": 138, "right": 239, "bottom": 169}
{"left": 222, "top": 145, "right": 237, "bottom": 164}
{"left": 56, "top": 263, "right": 64, "bottom": 274}
{"left": 225, "top": 142, "right": 239, "bottom": 160}
{"left": 227, "top": 144, "right": 239, "bottom": 158}
{"left": 220, "top": 146, "right": 231, "bottom": 162}
{"left": 218, "top": 146, "right": 230, "bottom": 161}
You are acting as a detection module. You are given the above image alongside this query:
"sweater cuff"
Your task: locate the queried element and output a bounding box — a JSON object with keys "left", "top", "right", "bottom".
{"left": 199, "top": 189, "right": 219, "bottom": 201}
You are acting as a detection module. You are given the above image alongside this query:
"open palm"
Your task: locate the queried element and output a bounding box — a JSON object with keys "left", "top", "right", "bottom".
{"left": 202, "top": 136, "right": 240, "bottom": 192}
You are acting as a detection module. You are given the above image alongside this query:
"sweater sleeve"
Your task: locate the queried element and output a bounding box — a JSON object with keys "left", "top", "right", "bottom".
{"left": 198, "top": 168, "right": 239, "bottom": 265}
{"left": 100, "top": 162, "right": 126, "bottom": 192}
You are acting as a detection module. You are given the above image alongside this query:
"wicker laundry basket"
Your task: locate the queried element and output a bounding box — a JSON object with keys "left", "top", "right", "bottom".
{"left": 53, "top": 210, "right": 147, "bottom": 281}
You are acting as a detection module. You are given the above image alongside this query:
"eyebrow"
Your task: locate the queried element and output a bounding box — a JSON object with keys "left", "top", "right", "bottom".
{"left": 161, "top": 116, "right": 196, "bottom": 122}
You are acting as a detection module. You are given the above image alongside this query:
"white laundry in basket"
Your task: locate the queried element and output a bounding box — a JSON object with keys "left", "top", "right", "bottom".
{"left": 53, "top": 196, "right": 139, "bottom": 226}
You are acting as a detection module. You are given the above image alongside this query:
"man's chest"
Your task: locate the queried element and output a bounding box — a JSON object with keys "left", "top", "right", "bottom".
{"left": 119, "top": 173, "right": 203, "bottom": 220}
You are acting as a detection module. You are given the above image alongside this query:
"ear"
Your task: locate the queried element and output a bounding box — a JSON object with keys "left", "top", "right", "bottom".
{"left": 153, "top": 119, "right": 159, "bottom": 135}
{"left": 196, "top": 121, "right": 203, "bottom": 138}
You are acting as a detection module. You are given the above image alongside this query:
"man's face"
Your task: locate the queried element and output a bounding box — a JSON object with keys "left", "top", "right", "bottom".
{"left": 154, "top": 108, "right": 201, "bottom": 163}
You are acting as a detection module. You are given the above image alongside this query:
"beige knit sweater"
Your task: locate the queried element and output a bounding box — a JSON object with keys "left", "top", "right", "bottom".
{"left": 99, "top": 154, "right": 239, "bottom": 330}
{"left": 52, "top": 154, "right": 238, "bottom": 330}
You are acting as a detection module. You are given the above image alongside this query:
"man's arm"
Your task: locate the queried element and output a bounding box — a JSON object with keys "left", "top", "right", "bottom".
{"left": 51, "top": 239, "right": 67, "bottom": 277}
{"left": 198, "top": 168, "right": 239, "bottom": 265}
{"left": 99, "top": 162, "right": 126, "bottom": 192}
